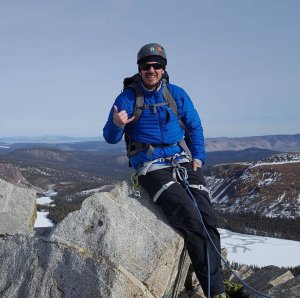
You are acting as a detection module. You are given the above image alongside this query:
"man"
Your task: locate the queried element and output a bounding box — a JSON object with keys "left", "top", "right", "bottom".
{"left": 103, "top": 43, "right": 244, "bottom": 298}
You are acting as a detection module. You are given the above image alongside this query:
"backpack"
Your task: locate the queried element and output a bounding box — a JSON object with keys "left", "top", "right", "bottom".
{"left": 122, "top": 73, "right": 191, "bottom": 163}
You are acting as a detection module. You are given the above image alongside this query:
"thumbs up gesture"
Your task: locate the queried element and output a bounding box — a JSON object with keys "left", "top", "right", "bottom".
{"left": 113, "top": 105, "right": 135, "bottom": 127}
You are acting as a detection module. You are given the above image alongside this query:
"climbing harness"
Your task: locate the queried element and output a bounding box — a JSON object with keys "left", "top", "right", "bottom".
{"left": 150, "top": 157, "right": 210, "bottom": 204}
{"left": 130, "top": 153, "right": 190, "bottom": 199}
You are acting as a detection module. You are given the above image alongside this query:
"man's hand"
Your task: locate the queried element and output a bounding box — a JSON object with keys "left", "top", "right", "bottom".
{"left": 192, "top": 159, "right": 202, "bottom": 171}
{"left": 113, "top": 105, "right": 135, "bottom": 127}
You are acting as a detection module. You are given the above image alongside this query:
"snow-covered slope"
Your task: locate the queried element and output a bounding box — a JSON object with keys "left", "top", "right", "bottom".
{"left": 207, "top": 153, "right": 300, "bottom": 218}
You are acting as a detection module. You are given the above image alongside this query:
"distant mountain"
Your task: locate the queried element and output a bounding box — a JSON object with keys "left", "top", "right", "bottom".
{"left": 0, "top": 136, "right": 101, "bottom": 144}
{"left": 0, "top": 147, "right": 131, "bottom": 188}
{"left": 205, "top": 133, "right": 300, "bottom": 152}
{"left": 206, "top": 152, "right": 300, "bottom": 218}
{"left": 0, "top": 140, "right": 125, "bottom": 155}
{"left": 1, "top": 133, "right": 299, "bottom": 152}
{"left": 1, "top": 144, "right": 277, "bottom": 168}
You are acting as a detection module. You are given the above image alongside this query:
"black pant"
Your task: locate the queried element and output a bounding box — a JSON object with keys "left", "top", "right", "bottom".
{"left": 139, "top": 162, "right": 224, "bottom": 296}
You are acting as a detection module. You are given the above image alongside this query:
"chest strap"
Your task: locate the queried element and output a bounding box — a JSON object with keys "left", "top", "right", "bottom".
{"left": 127, "top": 142, "right": 178, "bottom": 157}
{"left": 144, "top": 102, "right": 168, "bottom": 114}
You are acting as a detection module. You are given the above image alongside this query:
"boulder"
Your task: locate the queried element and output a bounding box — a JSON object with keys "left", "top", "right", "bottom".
{"left": 243, "top": 265, "right": 294, "bottom": 297}
{"left": 0, "top": 182, "right": 189, "bottom": 298}
{"left": 268, "top": 275, "right": 300, "bottom": 297}
{"left": 0, "top": 178, "right": 36, "bottom": 234}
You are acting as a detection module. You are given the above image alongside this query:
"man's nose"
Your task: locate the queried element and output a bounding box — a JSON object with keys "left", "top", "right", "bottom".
{"left": 147, "top": 66, "right": 155, "bottom": 71}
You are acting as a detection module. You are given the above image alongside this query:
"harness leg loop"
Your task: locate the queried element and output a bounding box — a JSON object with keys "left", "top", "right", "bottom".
{"left": 153, "top": 181, "right": 175, "bottom": 202}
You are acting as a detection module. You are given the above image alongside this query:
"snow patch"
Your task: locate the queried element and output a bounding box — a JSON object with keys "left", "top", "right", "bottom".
{"left": 44, "top": 189, "right": 58, "bottom": 197}
{"left": 36, "top": 196, "right": 54, "bottom": 205}
{"left": 34, "top": 189, "right": 57, "bottom": 227}
{"left": 34, "top": 211, "right": 54, "bottom": 228}
{"left": 219, "top": 195, "right": 229, "bottom": 204}
{"left": 78, "top": 185, "right": 108, "bottom": 195}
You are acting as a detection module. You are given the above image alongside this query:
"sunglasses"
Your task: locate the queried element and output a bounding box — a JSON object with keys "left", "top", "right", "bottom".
{"left": 140, "top": 63, "right": 163, "bottom": 71}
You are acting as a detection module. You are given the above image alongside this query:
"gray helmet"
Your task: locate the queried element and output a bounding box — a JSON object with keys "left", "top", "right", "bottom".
{"left": 137, "top": 43, "right": 167, "bottom": 66}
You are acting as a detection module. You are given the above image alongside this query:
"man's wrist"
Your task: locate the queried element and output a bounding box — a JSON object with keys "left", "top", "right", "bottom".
{"left": 192, "top": 158, "right": 203, "bottom": 166}
{"left": 113, "top": 118, "right": 125, "bottom": 128}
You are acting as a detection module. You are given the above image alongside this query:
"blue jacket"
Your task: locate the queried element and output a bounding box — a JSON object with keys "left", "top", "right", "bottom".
{"left": 103, "top": 81, "right": 206, "bottom": 169}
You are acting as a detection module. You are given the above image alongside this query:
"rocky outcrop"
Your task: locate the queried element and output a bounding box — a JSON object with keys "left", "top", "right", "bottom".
{"left": 0, "top": 178, "right": 37, "bottom": 234}
{"left": 0, "top": 182, "right": 189, "bottom": 298}
{"left": 243, "top": 266, "right": 299, "bottom": 298}
{"left": 0, "top": 162, "right": 31, "bottom": 187}
{"left": 49, "top": 182, "right": 188, "bottom": 297}
{"left": 269, "top": 275, "right": 300, "bottom": 297}
{"left": 1, "top": 178, "right": 300, "bottom": 298}
{"left": 179, "top": 265, "right": 300, "bottom": 298}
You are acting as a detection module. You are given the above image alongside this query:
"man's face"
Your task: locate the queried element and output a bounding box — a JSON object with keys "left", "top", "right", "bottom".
{"left": 139, "top": 61, "right": 165, "bottom": 90}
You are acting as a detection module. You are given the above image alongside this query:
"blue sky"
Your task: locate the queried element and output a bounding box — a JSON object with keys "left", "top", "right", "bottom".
{"left": 1, "top": 0, "right": 299, "bottom": 138}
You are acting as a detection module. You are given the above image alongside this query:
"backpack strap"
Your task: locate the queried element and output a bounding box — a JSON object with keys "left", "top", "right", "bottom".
{"left": 161, "top": 78, "right": 192, "bottom": 146}
{"left": 131, "top": 86, "right": 144, "bottom": 123}
{"left": 123, "top": 73, "right": 144, "bottom": 124}
{"left": 162, "top": 78, "right": 178, "bottom": 115}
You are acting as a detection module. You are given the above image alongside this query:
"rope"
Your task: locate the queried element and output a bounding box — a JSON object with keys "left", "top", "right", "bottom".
{"left": 207, "top": 247, "right": 211, "bottom": 298}
{"left": 172, "top": 160, "right": 272, "bottom": 298}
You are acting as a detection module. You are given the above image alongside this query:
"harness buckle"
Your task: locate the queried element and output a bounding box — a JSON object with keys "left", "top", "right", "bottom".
{"left": 189, "top": 184, "right": 210, "bottom": 194}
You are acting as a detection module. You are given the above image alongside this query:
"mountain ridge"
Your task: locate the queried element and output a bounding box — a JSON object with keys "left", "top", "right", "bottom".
{"left": 205, "top": 133, "right": 300, "bottom": 152}
{"left": 1, "top": 133, "right": 299, "bottom": 152}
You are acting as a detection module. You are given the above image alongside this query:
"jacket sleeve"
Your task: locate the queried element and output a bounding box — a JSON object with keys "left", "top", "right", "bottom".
{"left": 103, "top": 89, "right": 135, "bottom": 144}
{"left": 174, "top": 86, "right": 206, "bottom": 163}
